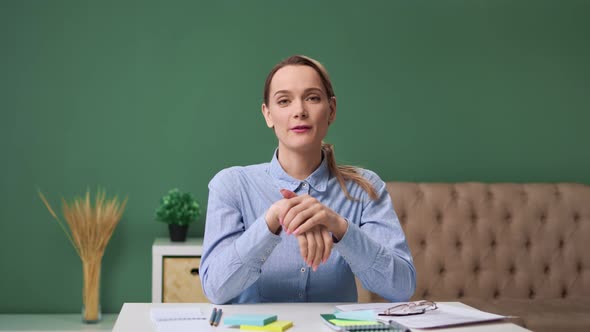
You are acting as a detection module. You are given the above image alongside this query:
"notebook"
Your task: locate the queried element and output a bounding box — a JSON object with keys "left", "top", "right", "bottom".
{"left": 320, "top": 314, "right": 408, "bottom": 331}
{"left": 150, "top": 307, "right": 212, "bottom": 332}
{"left": 240, "top": 320, "right": 293, "bottom": 331}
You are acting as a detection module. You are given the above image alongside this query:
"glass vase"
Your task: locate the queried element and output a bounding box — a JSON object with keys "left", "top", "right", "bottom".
{"left": 82, "top": 259, "right": 102, "bottom": 323}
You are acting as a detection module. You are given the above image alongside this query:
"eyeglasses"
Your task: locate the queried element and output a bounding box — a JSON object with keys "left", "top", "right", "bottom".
{"left": 378, "top": 301, "right": 438, "bottom": 316}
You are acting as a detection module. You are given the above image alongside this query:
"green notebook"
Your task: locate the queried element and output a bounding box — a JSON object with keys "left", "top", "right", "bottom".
{"left": 320, "top": 314, "right": 409, "bottom": 332}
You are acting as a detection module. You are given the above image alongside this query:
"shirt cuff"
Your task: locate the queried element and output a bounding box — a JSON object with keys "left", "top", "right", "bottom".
{"left": 333, "top": 219, "right": 381, "bottom": 272}
{"left": 233, "top": 215, "right": 282, "bottom": 269}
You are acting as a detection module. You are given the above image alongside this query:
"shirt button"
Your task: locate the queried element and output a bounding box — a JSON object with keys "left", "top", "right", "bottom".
{"left": 300, "top": 267, "right": 306, "bottom": 273}
{"left": 298, "top": 293, "right": 303, "bottom": 298}
{"left": 302, "top": 183, "right": 307, "bottom": 188}
{"left": 261, "top": 257, "right": 266, "bottom": 262}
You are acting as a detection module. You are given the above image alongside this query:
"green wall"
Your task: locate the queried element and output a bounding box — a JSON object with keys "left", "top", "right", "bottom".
{"left": 1, "top": 0, "right": 588, "bottom": 313}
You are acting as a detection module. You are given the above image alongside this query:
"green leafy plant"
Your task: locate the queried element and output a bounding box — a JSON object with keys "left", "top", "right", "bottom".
{"left": 155, "top": 188, "right": 201, "bottom": 226}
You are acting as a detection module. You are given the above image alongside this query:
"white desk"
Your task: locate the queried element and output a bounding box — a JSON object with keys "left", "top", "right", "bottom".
{"left": 113, "top": 302, "right": 530, "bottom": 332}
{"left": 0, "top": 313, "right": 117, "bottom": 332}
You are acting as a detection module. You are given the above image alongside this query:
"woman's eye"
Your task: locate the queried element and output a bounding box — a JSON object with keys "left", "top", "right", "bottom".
{"left": 306, "top": 95, "right": 321, "bottom": 102}
{"left": 277, "top": 99, "right": 290, "bottom": 106}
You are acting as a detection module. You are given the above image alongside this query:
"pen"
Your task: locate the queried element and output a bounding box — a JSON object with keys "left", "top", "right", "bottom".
{"left": 209, "top": 308, "right": 217, "bottom": 326}
{"left": 213, "top": 308, "right": 223, "bottom": 326}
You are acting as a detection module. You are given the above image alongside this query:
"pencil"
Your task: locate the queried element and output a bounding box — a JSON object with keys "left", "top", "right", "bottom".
{"left": 213, "top": 308, "right": 223, "bottom": 326}
{"left": 209, "top": 308, "right": 217, "bottom": 326}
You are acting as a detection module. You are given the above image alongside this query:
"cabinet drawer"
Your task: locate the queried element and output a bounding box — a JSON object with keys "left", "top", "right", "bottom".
{"left": 163, "top": 257, "right": 208, "bottom": 303}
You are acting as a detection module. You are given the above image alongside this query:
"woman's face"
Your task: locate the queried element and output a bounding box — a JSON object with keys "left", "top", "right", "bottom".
{"left": 262, "top": 65, "right": 336, "bottom": 154}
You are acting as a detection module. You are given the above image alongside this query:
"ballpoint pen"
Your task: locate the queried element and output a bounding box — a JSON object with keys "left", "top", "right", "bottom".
{"left": 209, "top": 308, "right": 217, "bottom": 326}
{"left": 213, "top": 308, "right": 223, "bottom": 327}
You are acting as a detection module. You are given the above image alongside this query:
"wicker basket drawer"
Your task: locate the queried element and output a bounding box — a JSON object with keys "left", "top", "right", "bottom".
{"left": 162, "top": 257, "right": 208, "bottom": 303}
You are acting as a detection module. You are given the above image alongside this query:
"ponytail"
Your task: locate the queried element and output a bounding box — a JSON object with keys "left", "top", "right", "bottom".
{"left": 321, "top": 142, "right": 378, "bottom": 201}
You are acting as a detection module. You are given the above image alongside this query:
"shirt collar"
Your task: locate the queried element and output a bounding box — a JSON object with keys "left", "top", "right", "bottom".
{"left": 268, "top": 149, "right": 329, "bottom": 193}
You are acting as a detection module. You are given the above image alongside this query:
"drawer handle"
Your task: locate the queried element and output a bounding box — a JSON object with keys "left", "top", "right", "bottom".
{"left": 190, "top": 268, "right": 199, "bottom": 276}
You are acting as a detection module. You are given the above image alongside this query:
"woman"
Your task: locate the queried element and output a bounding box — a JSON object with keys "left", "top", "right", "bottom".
{"left": 200, "top": 55, "right": 415, "bottom": 304}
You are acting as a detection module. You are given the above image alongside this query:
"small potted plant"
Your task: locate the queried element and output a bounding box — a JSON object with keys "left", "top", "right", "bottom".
{"left": 156, "top": 188, "right": 201, "bottom": 242}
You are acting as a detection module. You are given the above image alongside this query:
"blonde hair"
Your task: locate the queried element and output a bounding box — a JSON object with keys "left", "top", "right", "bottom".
{"left": 264, "top": 55, "right": 378, "bottom": 201}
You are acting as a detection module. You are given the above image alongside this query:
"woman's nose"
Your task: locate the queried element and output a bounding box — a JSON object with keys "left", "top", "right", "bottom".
{"left": 293, "top": 101, "right": 308, "bottom": 118}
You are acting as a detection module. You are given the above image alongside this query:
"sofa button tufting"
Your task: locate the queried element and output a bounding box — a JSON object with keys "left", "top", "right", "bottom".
{"left": 422, "top": 290, "right": 429, "bottom": 298}
{"left": 558, "top": 239, "right": 564, "bottom": 249}
{"left": 439, "top": 267, "right": 446, "bottom": 275}
{"left": 544, "top": 265, "right": 550, "bottom": 274}
{"left": 562, "top": 288, "right": 568, "bottom": 298}
{"left": 509, "top": 265, "right": 515, "bottom": 275}
{"left": 529, "top": 289, "right": 535, "bottom": 299}
{"left": 455, "top": 240, "right": 462, "bottom": 250}
{"left": 573, "top": 213, "right": 580, "bottom": 223}
{"left": 473, "top": 264, "right": 480, "bottom": 274}
{"left": 493, "top": 290, "right": 500, "bottom": 299}
{"left": 458, "top": 289, "right": 464, "bottom": 298}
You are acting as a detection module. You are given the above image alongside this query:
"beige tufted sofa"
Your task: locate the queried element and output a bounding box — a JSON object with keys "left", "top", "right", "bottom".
{"left": 356, "top": 182, "right": 590, "bottom": 332}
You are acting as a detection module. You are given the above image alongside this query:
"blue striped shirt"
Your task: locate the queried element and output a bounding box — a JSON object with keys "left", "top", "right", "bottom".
{"left": 200, "top": 151, "right": 416, "bottom": 304}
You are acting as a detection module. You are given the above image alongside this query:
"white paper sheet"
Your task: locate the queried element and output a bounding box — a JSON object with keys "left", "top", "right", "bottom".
{"left": 337, "top": 302, "right": 506, "bottom": 329}
{"left": 150, "top": 307, "right": 213, "bottom": 332}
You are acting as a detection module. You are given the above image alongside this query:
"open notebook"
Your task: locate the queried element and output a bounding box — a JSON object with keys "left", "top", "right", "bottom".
{"left": 150, "top": 307, "right": 213, "bottom": 332}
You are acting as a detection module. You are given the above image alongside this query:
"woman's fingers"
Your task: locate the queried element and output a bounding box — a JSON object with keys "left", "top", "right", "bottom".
{"left": 286, "top": 206, "right": 318, "bottom": 234}
{"left": 280, "top": 189, "right": 297, "bottom": 199}
{"left": 320, "top": 227, "right": 333, "bottom": 263}
{"left": 312, "top": 230, "right": 324, "bottom": 271}
{"left": 282, "top": 196, "right": 312, "bottom": 231}
{"left": 292, "top": 212, "right": 325, "bottom": 235}
{"left": 305, "top": 231, "right": 317, "bottom": 266}
{"left": 296, "top": 234, "right": 308, "bottom": 261}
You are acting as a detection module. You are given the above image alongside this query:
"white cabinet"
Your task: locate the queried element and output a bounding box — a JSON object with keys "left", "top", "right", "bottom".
{"left": 151, "top": 238, "right": 207, "bottom": 303}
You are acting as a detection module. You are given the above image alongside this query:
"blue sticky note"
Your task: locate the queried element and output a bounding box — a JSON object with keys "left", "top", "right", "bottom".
{"left": 224, "top": 314, "right": 278, "bottom": 326}
{"left": 334, "top": 310, "right": 376, "bottom": 321}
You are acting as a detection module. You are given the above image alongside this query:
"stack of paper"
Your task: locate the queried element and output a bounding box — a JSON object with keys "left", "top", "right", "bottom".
{"left": 150, "top": 307, "right": 212, "bottom": 332}
{"left": 224, "top": 314, "right": 293, "bottom": 331}
{"left": 335, "top": 302, "right": 506, "bottom": 329}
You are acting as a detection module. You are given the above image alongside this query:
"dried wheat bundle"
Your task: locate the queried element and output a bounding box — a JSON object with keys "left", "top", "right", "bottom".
{"left": 38, "top": 188, "right": 127, "bottom": 322}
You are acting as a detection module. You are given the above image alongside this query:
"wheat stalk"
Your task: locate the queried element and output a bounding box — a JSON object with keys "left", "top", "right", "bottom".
{"left": 38, "top": 188, "right": 127, "bottom": 322}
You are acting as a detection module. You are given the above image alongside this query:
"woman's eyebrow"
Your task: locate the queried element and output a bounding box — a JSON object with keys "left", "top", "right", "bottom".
{"left": 304, "top": 87, "right": 324, "bottom": 94}
{"left": 273, "top": 87, "right": 324, "bottom": 97}
{"left": 273, "top": 90, "right": 291, "bottom": 97}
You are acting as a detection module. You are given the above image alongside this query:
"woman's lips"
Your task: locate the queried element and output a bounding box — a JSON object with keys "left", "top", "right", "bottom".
{"left": 291, "top": 125, "right": 311, "bottom": 133}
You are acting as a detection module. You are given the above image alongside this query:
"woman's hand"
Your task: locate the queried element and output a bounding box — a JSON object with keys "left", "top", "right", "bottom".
{"left": 278, "top": 190, "right": 349, "bottom": 240}
{"left": 296, "top": 226, "right": 332, "bottom": 271}
{"left": 272, "top": 189, "right": 334, "bottom": 270}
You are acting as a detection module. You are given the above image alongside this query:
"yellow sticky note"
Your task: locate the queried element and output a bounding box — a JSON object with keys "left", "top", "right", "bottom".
{"left": 240, "top": 320, "right": 293, "bottom": 331}
{"left": 329, "top": 319, "right": 380, "bottom": 326}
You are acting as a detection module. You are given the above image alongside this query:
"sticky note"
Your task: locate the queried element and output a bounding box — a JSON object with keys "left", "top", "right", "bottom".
{"left": 334, "top": 310, "right": 377, "bottom": 321}
{"left": 224, "top": 314, "right": 277, "bottom": 326}
{"left": 240, "top": 320, "right": 293, "bottom": 331}
{"left": 330, "top": 319, "right": 380, "bottom": 326}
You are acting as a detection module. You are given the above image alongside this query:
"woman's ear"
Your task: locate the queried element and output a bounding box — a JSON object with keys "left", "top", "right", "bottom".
{"left": 328, "top": 96, "right": 337, "bottom": 124}
{"left": 262, "top": 103, "right": 274, "bottom": 128}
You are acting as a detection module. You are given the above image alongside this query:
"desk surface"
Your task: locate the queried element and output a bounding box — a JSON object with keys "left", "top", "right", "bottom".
{"left": 113, "top": 302, "right": 530, "bottom": 332}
